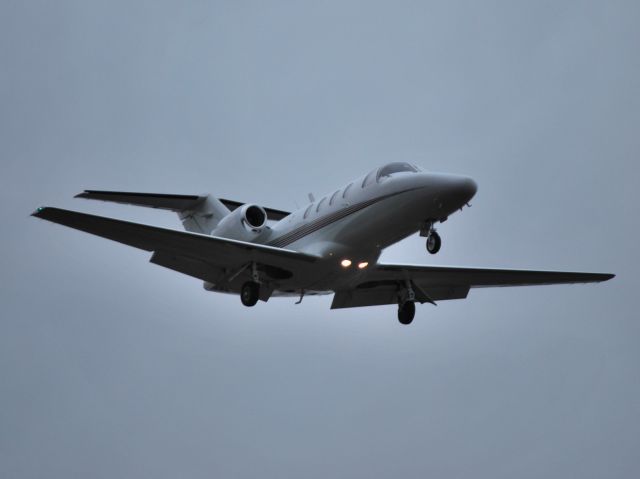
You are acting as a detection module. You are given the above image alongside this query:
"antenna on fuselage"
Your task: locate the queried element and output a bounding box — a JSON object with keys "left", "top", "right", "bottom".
{"left": 307, "top": 193, "right": 315, "bottom": 202}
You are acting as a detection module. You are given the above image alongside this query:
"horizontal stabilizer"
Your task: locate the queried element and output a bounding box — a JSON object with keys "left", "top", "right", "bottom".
{"left": 75, "top": 190, "right": 206, "bottom": 211}
{"left": 76, "top": 190, "right": 291, "bottom": 220}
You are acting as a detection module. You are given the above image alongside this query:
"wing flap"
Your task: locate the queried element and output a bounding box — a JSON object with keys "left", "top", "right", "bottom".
{"left": 332, "top": 288, "right": 398, "bottom": 309}
{"left": 149, "top": 251, "right": 224, "bottom": 283}
{"left": 331, "top": 285, "right": 470, "bottom": 309}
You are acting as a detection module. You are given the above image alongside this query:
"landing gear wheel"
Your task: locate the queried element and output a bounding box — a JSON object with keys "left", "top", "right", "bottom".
{"left": 426, "top": 231, "right": 441, "bottom": 255}
{"left": 240, "top": 281, "right": 260, "bottom": 307}
{"left": 398, "top": 301, "right": 416, "bottom": 325}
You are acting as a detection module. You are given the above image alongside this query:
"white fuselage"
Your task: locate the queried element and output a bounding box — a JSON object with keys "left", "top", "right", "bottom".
{"left": 213, "top": 166, "right": 477, "bottom": 295}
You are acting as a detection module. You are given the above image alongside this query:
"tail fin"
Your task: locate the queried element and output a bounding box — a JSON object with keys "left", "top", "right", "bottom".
{"left": 75, "top": 190, "right": 230, "bottom": 234}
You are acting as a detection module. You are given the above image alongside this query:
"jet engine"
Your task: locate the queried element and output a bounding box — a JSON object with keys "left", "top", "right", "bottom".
{"left": 212, "top": 204, "right": 268, "bottom": 241}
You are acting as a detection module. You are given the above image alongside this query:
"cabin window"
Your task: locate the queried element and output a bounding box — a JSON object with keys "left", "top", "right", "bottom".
{"left": 376, "top": 162, "right": 419, "bottom": 182}
{"left": 329, "top": 189, "right": 341, "bottom": 205}
{"left": 304, "top": 203, "right": 314, "bottom": 219}
{"left": 342, "top": 183, "right": 353, "bottom": 198}
{"left": 316, "top": 196, "right": 327, "bottom": 212}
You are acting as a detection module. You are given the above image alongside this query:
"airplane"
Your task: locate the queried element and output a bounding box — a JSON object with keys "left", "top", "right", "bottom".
{"left": 32, "top": 162, "right": 614, "bottom": 325}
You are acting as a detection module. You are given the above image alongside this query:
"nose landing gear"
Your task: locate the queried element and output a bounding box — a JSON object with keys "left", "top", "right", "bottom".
{"left": 426, "top": 231, "right": 441, "bottom": 254}
{"left": 421, "top": 220, "right": 442, "bottom": 254}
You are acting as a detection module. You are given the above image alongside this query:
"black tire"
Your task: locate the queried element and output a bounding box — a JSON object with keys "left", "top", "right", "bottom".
{"left": 426, "top": 231, "right": 441, "bottom": 254}
{"left": 240, "top": 281, "right": 260, "bottom": 307}
{"left": 398, "top": 301, "right": 415, "bottom": 325}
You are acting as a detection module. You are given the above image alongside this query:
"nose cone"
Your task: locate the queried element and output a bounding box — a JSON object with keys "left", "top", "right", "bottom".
{"left": 400, "top": 172, "right": 478, "bottom": 215}
{"left": 455, "top": 176, "right": 478, "bottom": 203}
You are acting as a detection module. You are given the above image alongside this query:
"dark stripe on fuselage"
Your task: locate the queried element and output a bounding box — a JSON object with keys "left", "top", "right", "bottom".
{"left": 267, "top": 188, "right": 419, "bottom": 248}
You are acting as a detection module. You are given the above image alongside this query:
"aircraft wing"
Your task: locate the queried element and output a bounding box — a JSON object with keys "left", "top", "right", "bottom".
{"left": 331, "top": 263, "right": 615, "bottom": 309}
{"left": 32, "top": 207, "right": 317, "bottom": 284}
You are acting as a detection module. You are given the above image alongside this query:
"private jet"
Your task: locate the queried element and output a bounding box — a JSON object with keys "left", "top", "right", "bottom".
{"left": 32, "top": 162, "right": 614, "bottom": 324}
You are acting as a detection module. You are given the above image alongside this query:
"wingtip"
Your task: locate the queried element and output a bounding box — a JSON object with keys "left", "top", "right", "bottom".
{"left": 31, "top": 206, "right": 48, "bottom": 217}
{"left": 74, "top": 191, "right": 89, "bottom": 198}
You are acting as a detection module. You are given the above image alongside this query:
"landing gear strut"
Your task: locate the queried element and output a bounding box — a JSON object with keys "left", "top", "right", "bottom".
{"left": 240, "top": 281, "right": 260, "bottom": 307}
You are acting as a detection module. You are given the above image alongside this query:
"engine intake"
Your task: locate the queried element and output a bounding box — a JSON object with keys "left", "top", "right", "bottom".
{"left": 211, "top": 203, "right": 268, "bottom": 241}
{"left": 243, "top": 204, "right": 267, "bottom": 229}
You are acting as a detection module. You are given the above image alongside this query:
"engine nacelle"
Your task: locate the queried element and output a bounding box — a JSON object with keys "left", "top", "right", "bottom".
{"left": 212, "top": 204, "right": 268, "bottom": 241}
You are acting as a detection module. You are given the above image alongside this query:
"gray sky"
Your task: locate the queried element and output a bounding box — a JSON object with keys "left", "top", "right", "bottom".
{"left": 1, "top": 1, "right": 638, "bottom": 478}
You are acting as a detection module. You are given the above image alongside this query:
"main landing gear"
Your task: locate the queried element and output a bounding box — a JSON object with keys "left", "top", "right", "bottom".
{"left": 241, "top": 281, "right": 260, "bottom": 307}
{"left": 240, "top": 262, "right": 261, "bottom": 307}
{"left": 397, "top": 280, "right": 417, "bottom": 325}
{"left": 398, "top": 301, "right": 415, "bottom": 325}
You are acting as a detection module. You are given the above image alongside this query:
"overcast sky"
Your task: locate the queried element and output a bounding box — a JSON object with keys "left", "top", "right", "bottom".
{"left": 1, "top": 1, "right": 638, "bottom": 478}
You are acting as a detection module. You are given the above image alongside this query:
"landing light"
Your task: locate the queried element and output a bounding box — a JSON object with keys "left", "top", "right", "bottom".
{"left": 340, "top": 259, "right": 352, "bottom": 268}
{"left": 357, "top": 262, "right": 369, "bottom": 269}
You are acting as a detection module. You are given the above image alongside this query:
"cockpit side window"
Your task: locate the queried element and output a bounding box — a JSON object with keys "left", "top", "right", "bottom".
{"left": 342, "top": 182, "right": 353, "bottom": 198}
{"left": 376, "top": 162, "right": 419, "bottom": 182}
{"left": 361, "top": 169, "right": 377, "bottom": 188}
{"left": 316, "top": 196, "right": 327, "bottom": 212}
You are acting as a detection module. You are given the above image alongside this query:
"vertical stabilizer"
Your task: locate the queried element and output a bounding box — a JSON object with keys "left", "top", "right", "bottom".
{"left": 178, "top": 197, "right": 231, "bottom": 234}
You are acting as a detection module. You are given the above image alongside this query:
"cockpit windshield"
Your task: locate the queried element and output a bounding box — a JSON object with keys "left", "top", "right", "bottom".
{"left": 376, "top": 162, "right": 420, "bottom": 182}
